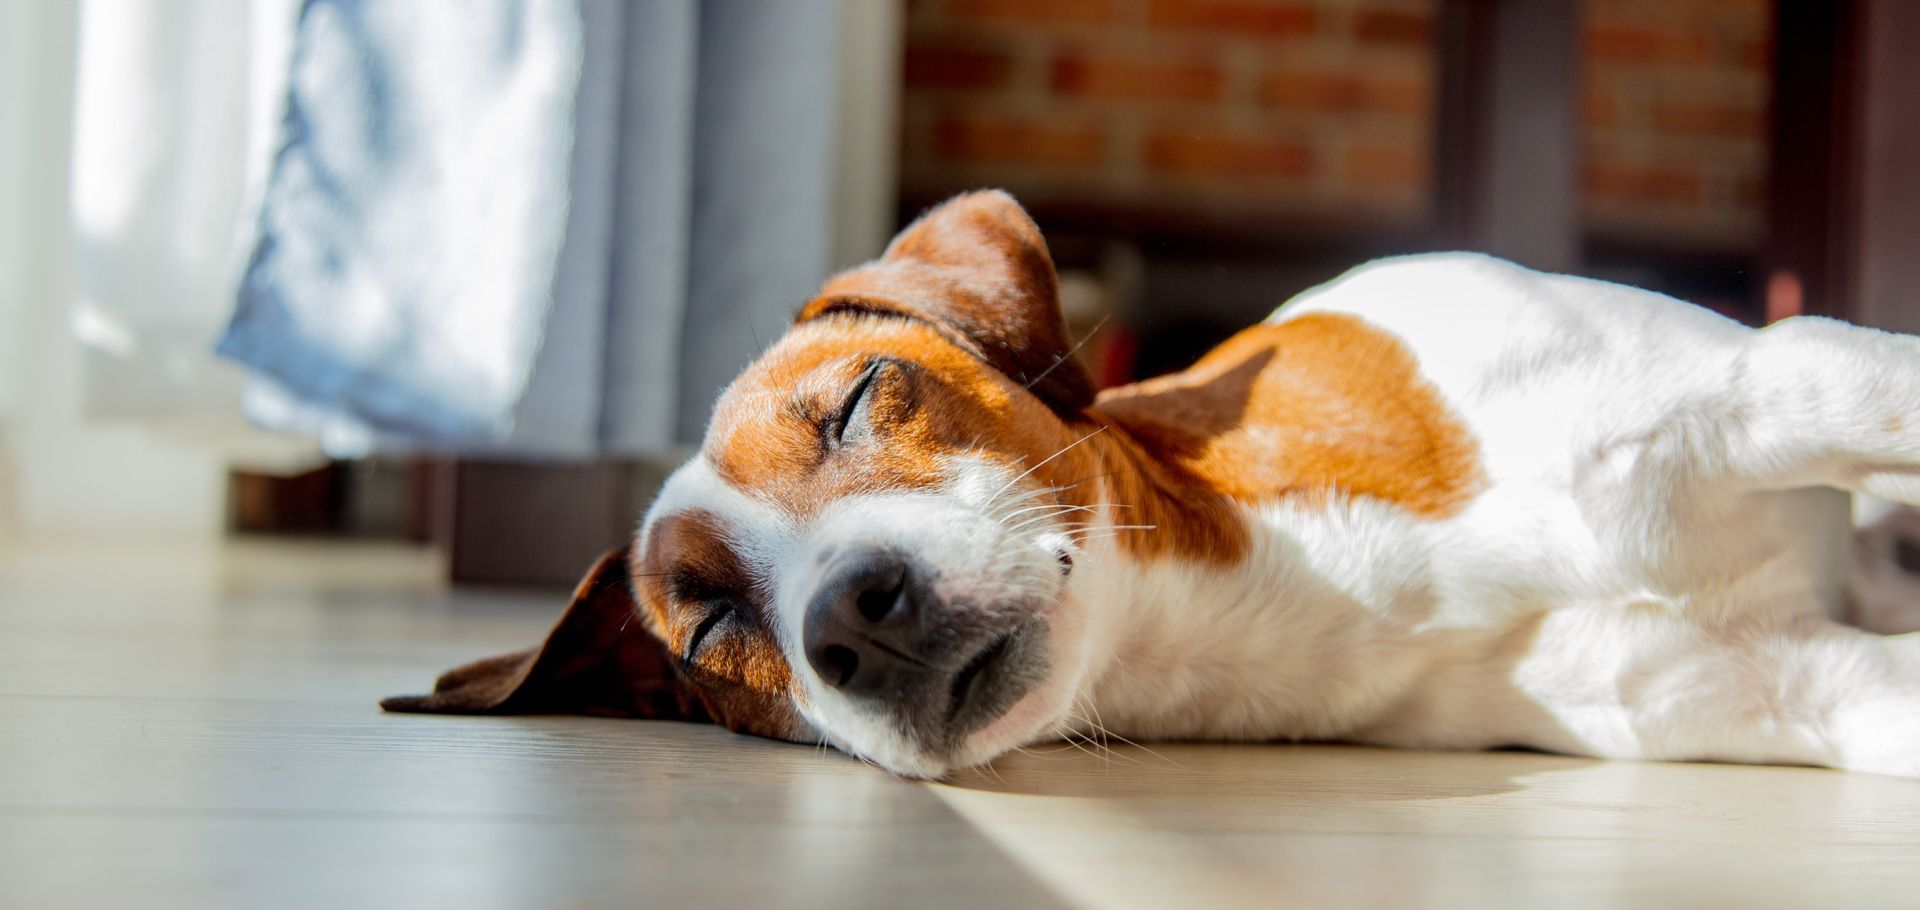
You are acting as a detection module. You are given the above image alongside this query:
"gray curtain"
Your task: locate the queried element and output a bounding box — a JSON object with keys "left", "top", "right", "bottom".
{"left": 218, "top": 0, "right": 846, "bottom": 458}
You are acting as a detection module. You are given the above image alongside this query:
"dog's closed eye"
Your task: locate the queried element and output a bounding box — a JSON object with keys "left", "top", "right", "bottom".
{"left": 832, "top": 361, "right": 883, "bottom": 446}
{"left": 683, "top": 602, "right": 735, "bottom": 662}
{"left": 830, "top": 358, "right": 911, "bottom": 448}
{"left": 670, "top": 572, "right": 745, "bottom": 662}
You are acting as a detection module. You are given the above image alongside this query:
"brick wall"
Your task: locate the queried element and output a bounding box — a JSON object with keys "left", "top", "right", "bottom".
{"left": 901, "top": 0, "right": 1772, "bottom": 250}
{"left": 902, "top": 0, "right": 1437, "bottom": 228}
{"left": 1582, "top": 0, "right": 1771, "bottom": 249}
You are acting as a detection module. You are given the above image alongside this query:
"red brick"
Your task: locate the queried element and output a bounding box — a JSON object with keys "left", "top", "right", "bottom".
{"left": 1735, "top": 37, "right": 1774, "bottom": 70}
{"left": 943, "top": 0, "right": 1118, "bottom": 26}
{"left": 1259, "top": 69, "right": 1427, "bottom": 115}
{"left": 904, "top": 45, "right": 1017, "bottom": 91}
{"left": 932, "top": 115, "right": 1108, "bottom": 168}
{"left": 1586, "top": 26, "right": 1716, "bottom": 65}
{"left": 1144, "top": 129, "right": 1315, "bottom": 179}
{"left": 1353, "top": 9, "right": 1433, "bottom": 47}
{"left": 1583, "top": 162, "right": 1707, "bottom": 207}
{"left": 1700, "top": 0, "right": 1770, "bottom": 14}
{"left": 1584, "top": 92, "right": 1622, "bottom": 130}
{"left": 1346, "top": 144, "right": 1429, "bottom": 189}
{"left": 908, "top": 0, "right": 1764, "bottom": 243}
{"left": 1652, "top": 102, "right": 1766, "bottom": 139}
{"left": 1147, "top": 0, "right": 1317, "bottom": 36}
{"left": 1051, "top": 53, "right": 1225, "bottom": 102}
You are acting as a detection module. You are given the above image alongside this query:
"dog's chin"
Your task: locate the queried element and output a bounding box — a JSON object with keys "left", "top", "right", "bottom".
{"left": 836, "top": 592, "right": 1091, "bottom": 780}
{"left": 856, "top": 668, "right": 1083, "bottom": 780}
{"left": 943, "top": 665, "right": 1083, "bottom": 773}
{"left": 946, "top": 592, "right": 1091, "bottom": 771}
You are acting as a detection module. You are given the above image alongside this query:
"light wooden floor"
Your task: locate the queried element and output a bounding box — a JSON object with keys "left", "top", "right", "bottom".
{"left": 4, "top": 540, "right": 1920, "bottom": 909}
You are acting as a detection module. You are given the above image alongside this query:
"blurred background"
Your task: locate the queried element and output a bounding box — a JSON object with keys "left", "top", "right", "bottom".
{"left": 0, "top": 0, "right": 1915, "bottom": 585}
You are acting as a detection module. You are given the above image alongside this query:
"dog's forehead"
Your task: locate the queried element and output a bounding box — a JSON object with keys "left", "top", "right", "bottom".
{"left": 704, "top": 317, "right": 982, "bottom": 445}
{"left": 694, "top": 317, "right": 1025, "bottom": 503}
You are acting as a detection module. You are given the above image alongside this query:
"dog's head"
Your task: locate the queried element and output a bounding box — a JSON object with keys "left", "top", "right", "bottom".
{"left": 389, "top": 192, "right": 1122, "bottom": 777}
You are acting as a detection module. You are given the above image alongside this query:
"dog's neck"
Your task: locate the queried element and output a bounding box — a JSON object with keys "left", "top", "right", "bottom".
{"left": 1049, "top": 413, "right": 1433, "bottom": 743}
{"left": 1058, "top": 419, "right": 1300, "bottom": 740}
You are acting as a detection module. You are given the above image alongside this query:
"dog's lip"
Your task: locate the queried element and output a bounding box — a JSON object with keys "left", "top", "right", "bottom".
{"left": 947, "top": 630, "right": 1017, "bottom": 723}
{"left": 938, "top": 615, "right": 1049, "bottom": 748}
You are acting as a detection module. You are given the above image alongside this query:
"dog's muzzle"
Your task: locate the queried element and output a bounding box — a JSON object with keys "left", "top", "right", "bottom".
{"left": 801, "top": 546, "right": 1048, "bottom": 750}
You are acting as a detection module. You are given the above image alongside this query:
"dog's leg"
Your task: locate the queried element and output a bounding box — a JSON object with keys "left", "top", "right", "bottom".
{"left": 1547, "top": 610, "right": 1920, "bottom": 776}
{"left": 1359, "top": 608, "right": 1920, "bottom": 777}
{"left": 1727, "top": 317, "right": 1920, "bottom": 505}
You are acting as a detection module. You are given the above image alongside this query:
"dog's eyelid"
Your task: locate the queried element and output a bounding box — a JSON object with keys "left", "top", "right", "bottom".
{"left": 830, "top": 359, "right": 888, "bottom": 446}
{"left": 682, "top": 601, "right": 736, "bottom": 661}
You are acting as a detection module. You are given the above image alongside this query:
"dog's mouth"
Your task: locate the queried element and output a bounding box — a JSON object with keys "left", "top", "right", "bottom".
{"left": 938, "top": 615, "right": 1050, "bottom": 749}
{"left": 947, "top": 628, "right": 1016, "bottom": 721}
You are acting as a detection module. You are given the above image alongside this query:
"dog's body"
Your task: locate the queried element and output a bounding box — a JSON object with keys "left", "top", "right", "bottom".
{"left": 1079, "top": 254, "right": 1886, "bottom": 768}
{"left": 391, "top": 191, "right": 1920, "bottom": 779}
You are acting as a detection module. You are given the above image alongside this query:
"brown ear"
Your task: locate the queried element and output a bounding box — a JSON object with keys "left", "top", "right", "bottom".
{"left": 380, "top": 546, "right": 710, "bottom": 722}
{"left": 800, "top": 190, "right": 1097, "bottom": 415}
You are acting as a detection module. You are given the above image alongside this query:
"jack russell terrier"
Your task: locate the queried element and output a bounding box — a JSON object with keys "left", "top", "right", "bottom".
{"left": 388, "top": 190, "right": 1920, "bottom": 780}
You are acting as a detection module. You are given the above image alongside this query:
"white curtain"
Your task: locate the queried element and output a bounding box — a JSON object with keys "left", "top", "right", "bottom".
{"left": 0, "top": 0, "right": 311, "bottom": 537}
{"left": 218, "top": 0, "right": 899, "bottom": 458}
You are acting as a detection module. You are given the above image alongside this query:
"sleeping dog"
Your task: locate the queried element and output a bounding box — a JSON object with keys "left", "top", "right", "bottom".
{"left": 388, "top": 190, "right": 1920, "bottom": 779}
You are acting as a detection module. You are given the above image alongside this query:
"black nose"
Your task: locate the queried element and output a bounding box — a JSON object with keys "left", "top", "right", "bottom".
{"left": 803, "top": 549, "right": 930, "bottom": 698}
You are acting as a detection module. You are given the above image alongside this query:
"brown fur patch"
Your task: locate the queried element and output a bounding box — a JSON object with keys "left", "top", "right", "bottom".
{"left": 1066, "top": 424, "right": 1253, "bottom": 565}
{"left": 635, "top": 510, "right": 804, "bottom": 740}
{"left": 1088, "top": 312, "right": 1482, "bottom": 562}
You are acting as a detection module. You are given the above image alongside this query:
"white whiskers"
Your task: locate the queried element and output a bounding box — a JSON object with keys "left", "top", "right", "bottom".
{"left": 989, "top": 426, "right": 1109, "bottom": 504}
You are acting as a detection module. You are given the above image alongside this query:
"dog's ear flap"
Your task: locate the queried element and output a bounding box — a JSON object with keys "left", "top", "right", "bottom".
{"left": 380, "top": 547, "right": 710, "bottom": 722}
{"left": 800, "top": 190, "right": 1097, "bottom": 416}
